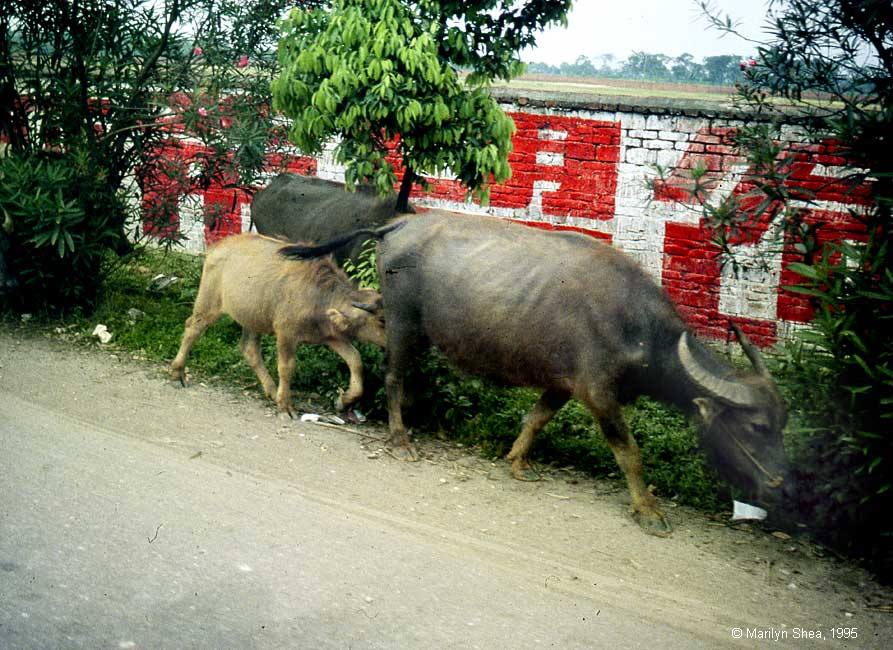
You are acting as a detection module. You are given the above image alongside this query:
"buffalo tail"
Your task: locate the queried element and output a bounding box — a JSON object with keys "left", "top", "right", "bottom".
{"left": 278, "top": 220, "right": 406, "bottom": 260}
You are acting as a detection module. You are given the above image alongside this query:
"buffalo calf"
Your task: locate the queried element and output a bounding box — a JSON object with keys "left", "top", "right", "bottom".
{"left": 171, "top": 233, "right": 385, "bottom": 415}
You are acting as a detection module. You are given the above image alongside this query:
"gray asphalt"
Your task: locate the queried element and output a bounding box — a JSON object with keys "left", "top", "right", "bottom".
{"left": 1, "top": 391, "right": 706, "bottom": 650}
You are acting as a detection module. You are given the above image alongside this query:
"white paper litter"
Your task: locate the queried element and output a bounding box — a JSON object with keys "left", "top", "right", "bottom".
{"left": 92, "top": 324, "right": 113, "bottom": 344}
{"left": 732, "top": 500, "right": 767, "bottom": 521}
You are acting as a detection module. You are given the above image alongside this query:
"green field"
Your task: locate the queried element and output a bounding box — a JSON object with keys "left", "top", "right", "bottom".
{"left": 494, "top": 73, "right": 739, "bottom": 103}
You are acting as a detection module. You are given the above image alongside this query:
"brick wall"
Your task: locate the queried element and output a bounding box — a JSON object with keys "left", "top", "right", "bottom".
{"left": 147, "top": 89, "right": 872, "bottom": 346}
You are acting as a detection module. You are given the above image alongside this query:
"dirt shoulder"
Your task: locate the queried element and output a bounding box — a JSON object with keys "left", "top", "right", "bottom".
{"left": 2, "top": 325, "right": 891, "bottom": 647}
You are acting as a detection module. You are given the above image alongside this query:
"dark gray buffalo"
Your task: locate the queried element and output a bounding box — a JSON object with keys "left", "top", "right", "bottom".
{"left": 252, "top": 174, "right": 404, "bottom": 263}
{"left": 280, "top": 212, "right": 791, "bottom": 536}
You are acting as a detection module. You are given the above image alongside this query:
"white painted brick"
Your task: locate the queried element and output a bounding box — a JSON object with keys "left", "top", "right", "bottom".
{"left": 628, "top": 129, "right": 658, "bottom": 139}
{"left": 674, "top": 116, "right": 707, "bottom": 133}
{"left": 623, "top": 113, "right": 649, "bottom": 130}
{"left": 624, "top": 147, "right": 657, "bottom": 166}
{"left": 538, "top": 128, "right": 568, "bottom": 141}
{"left": 645, "top": 139, "right": 675, "bottom": 150}
{"left": 317, "top": 137, "right": 345, "bottom": 182}
{"left": 656, "top": 149, "right": 682, "bottom": 167}
{"left": 178, "top": 194, "right": 206, "bottom": 252}
{"left": 623, "top": 137, "right": 642, "bottom": 148}
{"left": 536, "top": 151, "right": 565, "bottom": 166}
{"left": 240, "top": 202, "right": 252, "bottom": 234}
{"left": 618, "top": 162, "right": 652, "bottom": 177}
{"left": 645, "top": 114, "right": 672, "bottom": 130}
{"left": 659, "top": 131, "right": 689, "bottom": 142}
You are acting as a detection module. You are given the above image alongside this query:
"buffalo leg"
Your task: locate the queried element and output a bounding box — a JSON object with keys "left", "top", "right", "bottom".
{"left": 507, "top": 390, "right": 569, "bottom": 481}
{"left": 274, "top": 333, "right": 298, "bottom": 416}
{"left": 383, "top": 327, "right": 420, "bottom": 461}
{"left": 170, "top": 310, "right": 222, "bottom": 384}
{"left": 239, "top": 329, "right": 277, "bottom": 401}
{"left": 591, "top": 402, "right": 671, "bottom": 536}
{"left": 326, "top": 339, "right": 364, "bottom": 411}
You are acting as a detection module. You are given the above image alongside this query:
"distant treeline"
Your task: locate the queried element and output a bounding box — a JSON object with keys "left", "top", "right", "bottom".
{"left": 526, "top": 53, "right": 749, "bottom": 86}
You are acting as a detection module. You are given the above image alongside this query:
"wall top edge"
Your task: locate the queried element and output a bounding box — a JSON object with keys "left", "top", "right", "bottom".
{"left": 487, "top": 86, "right": 811, "bottom": 122}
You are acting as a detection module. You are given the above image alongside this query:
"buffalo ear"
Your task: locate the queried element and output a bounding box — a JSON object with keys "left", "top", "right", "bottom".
{"left": 326, "top": 308, "right": 351, "bottom": 333}
{"left": 693, "top": 397, "right": 719, "bottom": 425}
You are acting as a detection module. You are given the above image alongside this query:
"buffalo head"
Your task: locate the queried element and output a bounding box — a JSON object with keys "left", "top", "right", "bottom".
{"left": 678, "top": 327, "right": 793, "bottom": 508}
{"left": 327, "top": 291, "right": 386, "bottom": 348}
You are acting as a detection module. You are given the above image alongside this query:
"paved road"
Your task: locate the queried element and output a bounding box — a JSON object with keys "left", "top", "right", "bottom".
{"left": 1, "top": 372, "right": 704, "bottom": 649}
{"left": 2, "top": 330, "right": 889, "bottom": 649}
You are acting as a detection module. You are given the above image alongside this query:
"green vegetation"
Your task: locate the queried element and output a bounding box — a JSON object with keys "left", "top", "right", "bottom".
{"left": 696, "top": 0, "right": 893, "bottom": 576}
{"left": 272, "top": 0, "right": 570, "bottom": 211}
{"left": 525, "top": 52, "right": 748, "bottom": 86}
{"left": 492, "top": 75, "right": 740, "bottom": 103}
{"left": 0, "top": 0, "right": 294, "bottom": 312}
{"left": 5, "top": 246, "right": 723, "bottom": 512}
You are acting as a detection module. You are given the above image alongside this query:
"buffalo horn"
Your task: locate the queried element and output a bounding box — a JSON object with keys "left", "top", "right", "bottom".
{"left": 730, "top": 324, "right": 770, "bottom": 378}
{"left": 678, "top": 332, "right": 755, "bottom": 406}
{"left": 351, "top": 301, "right": 376, "bottom": 313}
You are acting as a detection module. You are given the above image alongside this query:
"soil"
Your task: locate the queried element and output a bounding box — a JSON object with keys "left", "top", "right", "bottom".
{"left": 2, "top": 324, "right": 892, "bottom": 647}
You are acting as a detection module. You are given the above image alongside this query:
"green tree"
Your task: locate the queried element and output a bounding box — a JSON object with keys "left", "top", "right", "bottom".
{"left": 271, "top": 0, "right": 570, "bottom": 211}
{"left": 670, "top": 53, "right": 698, "bottom": 82}
{"left": 700, "top": 54, "right": 740, "bottom": 85}
{"left": 0, "top": 0, "right": 294, "bottom": 311}
{"left": 699, "top": 0, "right": 893, "bottom": 574}
{"left": 622, "top": 52, "right": 672, "bottom": 81}
{"left": 560, "top": 55, "right": 597, "bottom": 77}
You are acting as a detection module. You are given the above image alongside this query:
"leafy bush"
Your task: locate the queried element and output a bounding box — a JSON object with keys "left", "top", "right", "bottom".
{"left": 0, "top": 153, "right": 126, "bottom": 310}
{"left": 778, "top": 236, "right": 893, "bottom": 571}
{"left": 697, "top": 0, "right": 893, "bottom": 576}
{"left": 0, "top": 0, "right": 294, "bottom": 313}
{"left": 342, "top": 238, "right": 381, "bottom": 290}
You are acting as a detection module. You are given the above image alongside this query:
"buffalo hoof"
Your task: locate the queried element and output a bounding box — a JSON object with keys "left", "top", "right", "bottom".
{"left": 334, "top": 389, "right": 345, "bottom": 413}
{"left": 277, "top": 409, "right": 294, "bottom": 422}
{"left": 169, "top": 370, "right": 186, "bottom": 387}
{"left": 510, "top": 461, "right": 541, "bottom": 482}
{"left": 334, "top": 388, "right": 360, "bottom": 413}
{"left": 386, "top": 438, "right": 419, "bottom": 461}
{"left": 391, "top": 444, "right": 419, "bottom": 462}
{"left": 633, "top": 509, "right": 672, "bottom": 537}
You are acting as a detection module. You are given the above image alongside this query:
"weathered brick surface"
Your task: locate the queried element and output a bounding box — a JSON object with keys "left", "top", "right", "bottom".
{"left": 144, "top": 93, "right": 873, "bottom": 345}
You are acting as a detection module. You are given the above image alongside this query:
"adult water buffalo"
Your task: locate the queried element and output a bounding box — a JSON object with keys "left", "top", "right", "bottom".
{"left": 171, "top": 233, "right": 386, "bottom": 415}
{"left": 280, "top": 212, "right": 791, "bottom": 536}
{"left": 252, "top": 174, "right": 405, "bottom": 263}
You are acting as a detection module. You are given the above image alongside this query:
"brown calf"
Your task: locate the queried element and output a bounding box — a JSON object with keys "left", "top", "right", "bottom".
{"left": 170, "top": 233, "right": 386, "bottom": 415}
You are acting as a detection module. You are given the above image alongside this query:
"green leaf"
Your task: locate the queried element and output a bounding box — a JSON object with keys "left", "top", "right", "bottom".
{"left": 787, "top": 262, "right": 820, "bottom": 279}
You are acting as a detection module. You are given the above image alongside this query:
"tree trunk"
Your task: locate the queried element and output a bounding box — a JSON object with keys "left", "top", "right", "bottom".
{"left": 396, "top": 167, "right": 417, "bottom": 214}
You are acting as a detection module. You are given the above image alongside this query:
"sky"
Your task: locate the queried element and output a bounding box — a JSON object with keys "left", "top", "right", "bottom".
{"left": 523, "top": 0, "right": 773, "bottom": 65}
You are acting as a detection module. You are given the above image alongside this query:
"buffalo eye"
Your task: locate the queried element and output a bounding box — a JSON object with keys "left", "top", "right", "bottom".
{"left": 749, "top": 422, "right": 770, "bottom": 437}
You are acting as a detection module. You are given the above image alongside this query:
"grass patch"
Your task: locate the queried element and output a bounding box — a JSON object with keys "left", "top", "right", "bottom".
{"left": 495, "top": 76, "right": 738, "bottom": 103}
